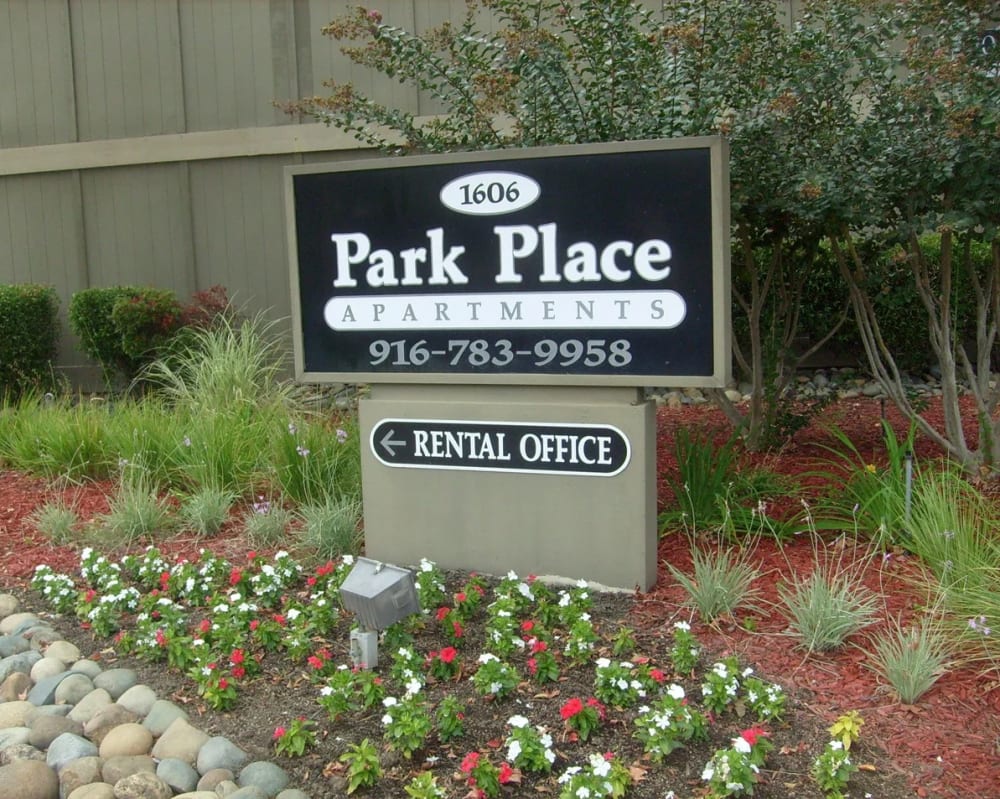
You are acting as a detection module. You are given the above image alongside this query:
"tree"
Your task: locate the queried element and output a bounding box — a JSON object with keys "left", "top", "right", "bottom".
{"left": 817, "top": 0, "right": 999, "bottom": 476}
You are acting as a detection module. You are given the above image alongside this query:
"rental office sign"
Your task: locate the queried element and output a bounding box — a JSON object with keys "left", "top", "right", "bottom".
{"left": 287, "top": 138, "right": 730, "bottom": 388}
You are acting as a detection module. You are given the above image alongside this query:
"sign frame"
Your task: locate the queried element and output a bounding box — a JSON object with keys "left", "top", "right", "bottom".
{"left": 285, "top": 137, "right": 731, "bottom": 388}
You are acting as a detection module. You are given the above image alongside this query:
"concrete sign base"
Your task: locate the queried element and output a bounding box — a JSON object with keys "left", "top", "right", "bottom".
{"left": 360, "top": 384, "right": 657, "bottom": 591}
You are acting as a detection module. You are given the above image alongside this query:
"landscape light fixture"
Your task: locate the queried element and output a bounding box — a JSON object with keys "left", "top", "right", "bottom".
{"left": 339, "top": 557, "right": 421, "bottom": 668}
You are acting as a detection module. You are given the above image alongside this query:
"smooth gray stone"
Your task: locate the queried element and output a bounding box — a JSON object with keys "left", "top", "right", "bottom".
{"left": 45, "top": 732, "right": 98, "bottom": 773}
{"left": 195, "top": 768, "right": 234, "bottom": 792}
{"left": 25, "top": 627, "right": 62, "bottom": 650}
{"left": 214, "top": 781, "right": 240, "bottom": 798}
{"left": 29, "top": 656, "right": 66, "bottom": 682}
{"left": 141, "top": 699, "right": 188, "bottom": 737}
{"left": 0, "top": 635, "right": 29, "bottom": 658}
{"left": 93, "top": 668, "right": 137, "bottom": 700}
{"left": 236, "top": 762, "right": 288, "bottom": 798}
{"left": 43, "top": 640, "right": 81, "bottom": 665}
{"left": 157, "top": 758, "right": 200, "bottom": 794}
{"left": 0, "top": 614, "right": 39, "bottom": 637}
{"left": 54, "top": 673, "right": 95, "bottom": 705}
{"left": 67, "top": 688, "right": 113, "bottom": 724}
{"left": 0, "top": 651, "right": 42, "bottom": 682}
{"left": 275, "top": 791, "right": 310, "bottom": 799}
{"left": 67, "top": 783, "right": 115, "bottom": 799}
{"left": 195, "top": 737, "right": 248, "bottom": 775}
{"left": 27, "top": 670, "right": 73, "bottom": 705}
{"left": 227, "top": 789, "right": 267, "bottom": 799}
{"left": 70, "top": 659, "right": 102, "bottom": 679}
{"left": 0, "top": 671, "right": 32, "bottom": 702}
{"left": 117, "top": 684, "right": 157, "bottom": 717}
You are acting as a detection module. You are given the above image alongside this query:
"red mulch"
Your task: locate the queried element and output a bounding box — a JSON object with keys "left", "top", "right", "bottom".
{"left": 0, "top": 395, "right": 997, "bottom": 798}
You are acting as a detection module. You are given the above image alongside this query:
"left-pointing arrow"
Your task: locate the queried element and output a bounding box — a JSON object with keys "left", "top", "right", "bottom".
{"left": 379, "top": 429, "right": 407, "bottom": 457}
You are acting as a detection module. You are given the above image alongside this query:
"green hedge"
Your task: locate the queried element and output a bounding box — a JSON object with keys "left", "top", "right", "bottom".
{"left": 0, "top": 284, "right": 60, "bottom": 399}
{"left": 69, "top": 286, "right": 181, "bottom": 386}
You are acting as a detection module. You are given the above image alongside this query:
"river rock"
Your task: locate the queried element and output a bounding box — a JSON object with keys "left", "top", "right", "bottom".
{"left": 196, "top": 768, "right": 234, "bottom": 791}
{"left": 29, "top": 657, "right": 66, "bottom": 683}
{"left": 28, "top": 715, "right": 83, "bottom": 749}
{"left": 67, "top": 784, "right": 115, "bottom": 799}
{"left": 226, "top": 786, "right": 267, "bottom": 799}
{"left": 214, "top": 780, "right": 240, "bottom": 797}
{"left": 0, "top": 700, "right": 33, "bottom": 728}
{"left": 93, "top": 668, "right": 137, "bottom": 700}
{"left": 275, "top": 791, "right": 309, "bottom": 799}
{"left": 156, "top": 757, "right": 199, "bottom": 793}
{"left": 0, "top": 728, "right": 31, "bottom": 750}
{"left": 55, "top": 673, "right": 95, "bottom": 705}
{"left": 195, "top": 736, "right": 248, "bottom": 775}
{"left": 83, "top": 704, "right": 140, "bottom": 746}
{"left": 101, "top": 754, "right": 156, "bottom": 784}
{"left": 0, "top": 612, "right": 38, "bottom": 637}
{"left": 27, "top": 670, "right": 73, "bottom": 705}
{"left": 173, "top": 794, "right": 219, "bottom": 799}
{"left": 117, "top": 684, "right": 157, "bottom": 717}
{"left": 152, "top": 718, "right": 209, "bottom": 766}
{"left": 99, "top": 723, "right": 153, "bottom": 758}
{"left": 24, "top": 704, "right": 72, "bottom": 725}
{"left": 68, "top": 688, "right": 113, "bottom": 724}
{"left": 43, "top": 640, "right": 81, "bottom": 665}
{"left": 0, "top": 758, "right": 59, "bottom": 799}
{"left": 0, "top": 651, "right": 41, "bottom": 682}
{"left": 112, "top": 771, "right": 172, "bottom": 799}
{"left": 0, "top": 595, "right": 19, "bottom": 618}
{"left": 70, "top": 660, "right": 103, "bottom": 679}
{"left": 237, "top": 762, "right": 289, "bottom": 798}
{"left": 45, "top": 732, "right": 98, "bottom": 773}
{"left": 0, "top": 671, "right": 31, "bottom": 702}
{"left": 141, "top": 700, "right": 187, "bottom": 736}
{"left": 0, "top": 743, "right": 44, "bottom": 765}
{"left": 0, "top": 635, "right": 29, "bottom": 659}
{"left": 58, "top": 756, "right": 103, "bottom": 798}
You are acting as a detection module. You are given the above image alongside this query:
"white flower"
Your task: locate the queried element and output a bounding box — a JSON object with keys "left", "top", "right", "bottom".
{"left": 490, "top": 682, "right": 503, "bottom": 694}
{"left": 668, "top": 684, "right": 685, "bottom": 700}
{"left": 343, "top": 555, "right": 355, "bottom": 566}
{"left": 405, "top": 678, "right": 422, "bottom": 696}
{"left": 507, "top": 740, "right": 522, "bottom": 762}
{"left": 589, "top": 753, "right": 611, "bottom": 777}
{"left": 595, "top": 657, "right": 611, "bottom": 669}
{"left": 733, "top": 736, "right": 752, "bottom": 754}
{"left": 478, "top": 653, "right": 499, "bottom": 664}
{"left": 830, "top": 740, "right": 843, "bottom": 751}
{"left": 286, "top": 608, "right": 301, "bottom": 621}
{"left": 381, "top": 714, "right": 393, "bottom": 725}
{"left": 320, "top": 686, "right": 333, "bottom": 697}
{"left": 558, "top": 766, "right": 581, "bottom": 784}
{"left": 507, "top": 715, "right": 530, "bottom": 728}
{"left": 576, "top": 788, "right": 591, "bottom": 799}
{"left": 701, "top": 763, "right": 715, "bottom": 781}
{"left": 506, "top": 570, "right": 519, "bottom": 580}
{"left": 742, "top": 667, "right": 754, "bottom": 677}
{"left": 420, "top": 558, "right": 434, "bottom": 572}
{"left": 576, "top": 578, "right": 588, "bottom": 588}
{"left": 382, "top": 696, "right": 398, "bottom": 707}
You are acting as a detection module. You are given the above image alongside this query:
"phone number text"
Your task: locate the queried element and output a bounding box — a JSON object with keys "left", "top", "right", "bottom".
{"left": 368, "top": 338, "right": 633, "bottom": 369}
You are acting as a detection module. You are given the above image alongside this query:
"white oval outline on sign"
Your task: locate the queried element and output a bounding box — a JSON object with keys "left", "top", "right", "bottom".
{"left": 440, "top": 171, "right": 541, "bottom": 216}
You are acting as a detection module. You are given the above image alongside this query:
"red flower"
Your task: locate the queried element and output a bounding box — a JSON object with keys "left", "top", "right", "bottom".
{"left": 460, "top": 751, "right": 480, "bottom": 774}
{"left": 435, "top": 606, "right": 451, "bottom": 622}
{"left": 649, "top": 668, "right": 667, "bottom": 684}
{"left": 159, "top": 571, "right": 170, "bottom": 588}
{"left": 742, "top": 726, "right": 768, "bottom": 746}
{"left": 306, "top": 576, "right": 317, "bottom": 587}
{"left": 498, "top": 762, "right": 514, "bottom": 784}
{"left": 452, "top": 620, "right": 464, "bottom": 639}
{"left": 455, "top": 592, "right": 467, "bottom": 603}
{"left": 520, "top": 620, "right": 535, "bottom": 633}
{"left": 218, "top": 677, "right": 229, "bottom": 690}
{"left": 198, "top": 619, "right": 211, "bottom": 634}
{"left": 273, "top": 614, "right": 286, "bottom": 626}
{"left": 527, "top": 658, "right": 538, "bottom": 675}
{"left": 561, "top": 697, "right": 584, "bottom": 720}
{"left": 530, "top": 639, "right": 548, "bottom": 654}
{"left": 229, "top": 567, "right": 242, "bottom": 586}
{"left": 587, "top": 697, "right": 607, "bottom": 719}
{"left": 232, "top": 665, "right": 246, "bottom": 679}
{"left": 249, "top": 619, "right": 259, "bottom": 631}
{"left": 155, "top": 629, "right": 167, "bottom": 647}
{"left": 230, "top": 649, "right": 245, "bottom": 665}
{"left": 273, "top": 726, "right": 286, "bottom": 740}
{"left": 439, "top": 646, "right": 458, "bottom": 664}
{"left": 307, "top": 656, "right": 324, "bottom": 670}
{"left": 247, "top": 551, "right": 257, "bottom": 560}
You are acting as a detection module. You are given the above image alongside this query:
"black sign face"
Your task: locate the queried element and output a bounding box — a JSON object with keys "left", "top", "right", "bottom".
{"left": 287, "top": 139, "right": 729, "bottom": 386}
{"left": 370, "top": 419, "right": 630, "bottom": 476}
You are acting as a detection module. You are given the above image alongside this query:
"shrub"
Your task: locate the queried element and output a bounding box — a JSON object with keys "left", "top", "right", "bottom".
{"left": 110, "top": 288, "right": 182, "bottom": 362}
{"left": 0, "top": 284, "right": 60, "bottom": 399}
{"left": 69, "top": 286, "right": 143, "bottom": 384}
